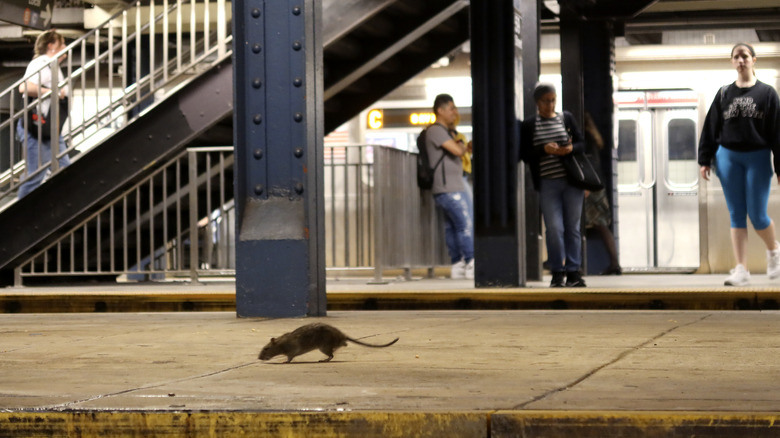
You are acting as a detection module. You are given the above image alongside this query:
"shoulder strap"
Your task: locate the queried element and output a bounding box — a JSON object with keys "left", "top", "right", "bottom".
{"left": 719, "top": 84, "right": 729, "bottom": 107}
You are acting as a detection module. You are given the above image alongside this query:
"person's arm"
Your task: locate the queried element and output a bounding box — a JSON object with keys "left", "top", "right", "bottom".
{"left": 766, "top": 87, "right": 780, "bottom": 184}
{"left": 18, "top": 81, "right": 65, "bottom": 99}
{"left": 698, "top": 92, "right": 723, "bottom": 181}
{"left": 441, "top": 137, "right": 466, "bottom": 157}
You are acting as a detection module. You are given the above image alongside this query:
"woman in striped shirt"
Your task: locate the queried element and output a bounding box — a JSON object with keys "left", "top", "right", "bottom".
{"left": 520, "top": 83, "right": 587, "bottom": 287}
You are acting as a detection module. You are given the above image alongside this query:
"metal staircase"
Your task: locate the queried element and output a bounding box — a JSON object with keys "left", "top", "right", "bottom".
{"left": 0, "top": 0, "right": 469, "bottom": 285}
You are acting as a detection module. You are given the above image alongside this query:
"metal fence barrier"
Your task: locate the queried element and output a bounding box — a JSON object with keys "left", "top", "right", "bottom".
{"left": 372, "top": 145, "right": 448, "bottom": 281}
{"left": 16, "top": 145, "right": 447, "bottom": 285}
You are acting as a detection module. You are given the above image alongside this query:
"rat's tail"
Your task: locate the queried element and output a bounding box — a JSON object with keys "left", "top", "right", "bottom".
{"left": 347, "top": 337, "right": 399, "bottom": 348}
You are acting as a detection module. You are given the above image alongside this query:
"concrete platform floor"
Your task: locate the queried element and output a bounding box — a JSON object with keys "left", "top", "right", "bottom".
{"left": 2, "top": 308, "right": 780, "bottom": 436}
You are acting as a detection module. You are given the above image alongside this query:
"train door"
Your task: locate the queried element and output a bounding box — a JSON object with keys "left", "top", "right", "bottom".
{"left": 616, "top": 90, "right": 700, "bottom": 272}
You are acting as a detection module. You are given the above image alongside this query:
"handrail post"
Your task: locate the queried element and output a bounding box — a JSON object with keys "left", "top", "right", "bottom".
{"left": 49, "top": 58, "right": 60, "bottom": 174}
{"left": 402, "top": 150, "right": 412, "bottom": 281}
{"left": 369, "top": 146, "right": 387, "bottom": 284}
{"left": 217, "top": 0, "right": 227, "bottom": 59}
{"left": 188, "top": 149, "right": 200, "bottom": 283}
{"left": 429, "top": 188, "right": 438, "bottom": 278}
{"left": 14, "top": 266, "right": 22, "bottom": 287}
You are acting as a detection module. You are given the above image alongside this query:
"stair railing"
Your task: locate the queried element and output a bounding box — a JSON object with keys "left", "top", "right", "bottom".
{"left": 0, "top": 0, "right": 231, "bottom": 203}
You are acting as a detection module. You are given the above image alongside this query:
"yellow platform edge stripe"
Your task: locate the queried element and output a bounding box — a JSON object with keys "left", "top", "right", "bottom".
{"left": 1, "top": 410, "right": 779, "bottom": 437}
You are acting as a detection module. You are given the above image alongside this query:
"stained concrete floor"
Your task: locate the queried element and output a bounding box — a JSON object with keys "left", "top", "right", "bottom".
{"left": 1, "top": 309, "right": 779, "bottom": 412}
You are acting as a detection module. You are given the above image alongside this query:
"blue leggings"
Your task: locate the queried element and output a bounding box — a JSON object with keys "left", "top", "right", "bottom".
{"left": 715, "top": 147, "right": 773, "bottom": 229}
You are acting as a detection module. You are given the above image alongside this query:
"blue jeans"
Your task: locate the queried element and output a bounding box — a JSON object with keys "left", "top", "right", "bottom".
{"left": 16, "top": 120, "right": 70, "bottom": 199}
{"left": 434, "top": 191, "right": 474, "bottom": 264}
{"left": 540, "top": 177, "right": 584, "bottom": 272}
{"left": 715, "top": 147, "right": 773, "bottom": 230}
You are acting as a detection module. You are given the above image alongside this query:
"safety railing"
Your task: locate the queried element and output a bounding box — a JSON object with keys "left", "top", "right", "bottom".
{"left": 0, "top": 0, "right": 231, "bottom": 202}
{"left": 15, "top": 147, "right": 235, "bottom": 285}
{"left": 15, "top": 145, "right": 447, "bottom": 285}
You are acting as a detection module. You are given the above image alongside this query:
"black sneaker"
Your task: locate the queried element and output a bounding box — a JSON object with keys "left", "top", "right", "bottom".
{"left": 550, "top": 271, "right": 565, "bottom": 287}
{"left": 565, "top": 271, "right": 586, "bottom": 287}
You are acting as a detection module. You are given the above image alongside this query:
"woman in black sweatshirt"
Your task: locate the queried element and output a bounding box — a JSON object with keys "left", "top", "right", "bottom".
{"left": 698, "top": 43, "right": 780, "bottom": 286}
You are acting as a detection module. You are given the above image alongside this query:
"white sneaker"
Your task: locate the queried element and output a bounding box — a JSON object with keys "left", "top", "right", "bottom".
{"left": 724, "top": 264, "right": 750, "bottom": 286}
{"left": 465, "top": 259, "right": 475, "bottom": 280}
{"left": 451, "top": 259, "right": 467, "bottom": 279}
{"left": 767, "top": 241, "right": 780, "bottom": 279}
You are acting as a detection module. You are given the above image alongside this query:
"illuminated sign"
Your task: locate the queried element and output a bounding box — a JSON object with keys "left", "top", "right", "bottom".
{"left": 410, "top": 112, "right": 436, "bottom": 125}
{"left": 366, "top": 107, "right": 472, "bottom": 129}
{"left": 367, "top": 109, "right": 383, "bottom": 129}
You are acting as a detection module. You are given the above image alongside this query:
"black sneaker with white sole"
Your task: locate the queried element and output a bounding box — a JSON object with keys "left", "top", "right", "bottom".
{"left": 565, "top": 270, "right": 586, "bottom": 287}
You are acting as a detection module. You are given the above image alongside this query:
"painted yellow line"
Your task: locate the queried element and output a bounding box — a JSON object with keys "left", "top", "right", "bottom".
{"left": 0, "top": 411, "right": 486, "bottom": 438}
{"left": 3, "top": 411, "right": 780, "bottom": 437}
{"left": 492, "top": 411, "right": 780, "bottom": 437}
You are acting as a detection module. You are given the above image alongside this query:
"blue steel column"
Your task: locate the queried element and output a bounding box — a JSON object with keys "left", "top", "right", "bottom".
{"left": 232, "top": 0, "right": 326, "bottom": 317}
{"left": 470, "top": 0, "right": 523, "bottom": 287}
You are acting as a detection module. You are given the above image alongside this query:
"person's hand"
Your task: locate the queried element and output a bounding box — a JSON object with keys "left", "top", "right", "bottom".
{"left": 58, "top": 89, "right": 66, "bottom": 99}
{"left": 700, "top": 165, "right": 711, "bottom": 181}
{"left": 558, "top": 143, "right": 573, "bottom": 155}
{"left": 546, "top": 142, "right": 572, "bottom": 155}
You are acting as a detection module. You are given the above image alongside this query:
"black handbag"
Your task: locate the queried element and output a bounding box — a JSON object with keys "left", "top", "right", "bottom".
{"left": 25, "top": 96, "right": 68, "bottom": 140}
{"left": 562, "top": 151, "right": 604, "bottom": 191}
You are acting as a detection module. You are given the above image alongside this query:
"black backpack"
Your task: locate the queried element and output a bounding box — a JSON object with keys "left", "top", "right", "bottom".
{"left": 415, "top": 126, "right": 446, "bottom": 190}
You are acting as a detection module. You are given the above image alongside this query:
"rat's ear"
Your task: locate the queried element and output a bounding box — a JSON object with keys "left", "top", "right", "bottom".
{"left": 270, "top": 337, "right": 277, "bottom": 344}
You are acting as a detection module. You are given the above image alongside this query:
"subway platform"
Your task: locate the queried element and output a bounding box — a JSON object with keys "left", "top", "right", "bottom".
{"left": 2, "top": 274, "right": 780, "bottom": 437}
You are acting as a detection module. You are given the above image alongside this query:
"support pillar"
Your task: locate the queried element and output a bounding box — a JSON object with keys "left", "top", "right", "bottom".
{"left": 582, "top": 20, "right": 618, "bottom": 274}
{"left": 520, "top": 0, "right": 542, "bottom": 282}
{"left": 471, "top": 0, "right": 524, "bottom": 287}
{"left": 559, "top": 5, "right": 584, "bottom": 126}
{"left": 232, "top": 0, "right": 325, "bottom": 317}
{"left": 560, "top": 7, "right": 618, "bottom": 275}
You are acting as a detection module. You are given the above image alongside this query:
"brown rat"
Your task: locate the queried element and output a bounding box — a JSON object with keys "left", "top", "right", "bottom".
{"left": 258, "top": 322, "right": 399, "bottom": 363}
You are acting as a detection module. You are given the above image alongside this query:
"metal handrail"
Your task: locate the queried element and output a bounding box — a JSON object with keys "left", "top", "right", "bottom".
{"left": 16, "top": 145, "right": 449, "bottom": 285}
{"left": 0, "top": 0, "right": 231, "bottom": 201}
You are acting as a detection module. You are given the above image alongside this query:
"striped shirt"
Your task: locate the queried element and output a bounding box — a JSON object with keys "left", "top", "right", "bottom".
{"left": 533, "top": 113, "right": 569, "bottom": 179}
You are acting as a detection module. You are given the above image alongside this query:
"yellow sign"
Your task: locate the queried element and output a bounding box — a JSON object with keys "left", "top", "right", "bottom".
{"left": 410, "top": 112, "right": 436, "bottom": 125}
{"left": 367, "top": 109, "right": 383, "bottom": 129}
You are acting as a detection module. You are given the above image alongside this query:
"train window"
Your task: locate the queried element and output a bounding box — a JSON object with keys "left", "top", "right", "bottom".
{"left": 617, "top": 119, "right": 638, "bottom": 186}
{"left": 667, "top": 119, "right": 696, "bottom": 161}
{"left": 666, "top": 118, "right": 697, "bottom": 185}
{"left": 617, "top": 120, "right": 637, "bottom": 162}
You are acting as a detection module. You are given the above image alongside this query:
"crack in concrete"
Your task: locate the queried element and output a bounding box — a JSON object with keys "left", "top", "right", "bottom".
{"left": 511, "top": 313, "right": 713, "bottom": 410}
{"left": 43, "top": 361, "right": 259, "bottom": 410}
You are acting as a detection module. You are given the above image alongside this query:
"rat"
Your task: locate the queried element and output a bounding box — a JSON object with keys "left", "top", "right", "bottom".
{"left": 258, "top": 322, "right": 399, "bottom": 363}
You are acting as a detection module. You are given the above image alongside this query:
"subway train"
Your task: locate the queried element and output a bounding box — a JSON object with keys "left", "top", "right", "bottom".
{"left": 358, "top": 41, "right": 780, "bottom": 275}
